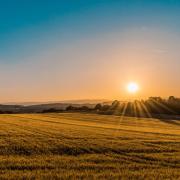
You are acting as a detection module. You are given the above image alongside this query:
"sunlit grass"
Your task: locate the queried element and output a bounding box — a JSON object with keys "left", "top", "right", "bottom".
{"left": 0, "top": 113, "right": 179, "bottom": 179}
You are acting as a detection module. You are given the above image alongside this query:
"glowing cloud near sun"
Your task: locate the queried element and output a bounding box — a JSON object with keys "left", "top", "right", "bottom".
{"left": 127, "top": 82, "right": 139, "bottom": 93}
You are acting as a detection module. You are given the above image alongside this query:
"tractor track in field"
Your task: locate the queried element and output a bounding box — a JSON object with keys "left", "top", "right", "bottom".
{"left": 3, "top": 114, "right": 180, "bottom": 137}
{"left": 0, "top": 117, "right": 55, "bottom": 138}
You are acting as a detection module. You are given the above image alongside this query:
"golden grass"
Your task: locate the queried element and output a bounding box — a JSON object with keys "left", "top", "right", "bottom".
{"left": 0, "top": 113, "right": 179, "bottom": 179}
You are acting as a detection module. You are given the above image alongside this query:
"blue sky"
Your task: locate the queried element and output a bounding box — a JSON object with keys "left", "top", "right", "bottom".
{"left": 1, "top": 0, "right": 180, "bottom": 61}
{"left": 0, "top": 0, "right": 180, "bottom": 102}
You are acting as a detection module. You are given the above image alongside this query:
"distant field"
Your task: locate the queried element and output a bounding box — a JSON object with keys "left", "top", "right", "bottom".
{"left": 0, "top": 113, "right": 179, "bottom": 179}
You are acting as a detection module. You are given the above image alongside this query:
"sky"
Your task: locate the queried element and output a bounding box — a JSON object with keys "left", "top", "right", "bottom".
{"left": 0, "top": 0, "right": 180, "bottom": 102}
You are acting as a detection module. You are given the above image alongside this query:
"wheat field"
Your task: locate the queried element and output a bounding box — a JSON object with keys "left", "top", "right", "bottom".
{"left": 0, "top": 113, "right": 179, "bottom": 179}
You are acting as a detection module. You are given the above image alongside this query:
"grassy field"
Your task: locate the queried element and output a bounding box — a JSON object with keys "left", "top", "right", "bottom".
{"left": 0, "top": 113, "right": 179, "bottom": 179}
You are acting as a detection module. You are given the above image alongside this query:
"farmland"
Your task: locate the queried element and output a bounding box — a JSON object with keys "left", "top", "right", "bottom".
{"left": 0, "top": 113, "right": 179, "bottom": 179}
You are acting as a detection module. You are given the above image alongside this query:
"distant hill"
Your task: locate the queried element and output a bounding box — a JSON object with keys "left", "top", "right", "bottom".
{"left": 0, "top": 100, "right": 108, "bottom": 113}
{"left": 2, "top": 99, "right": 108, "bottom": 106}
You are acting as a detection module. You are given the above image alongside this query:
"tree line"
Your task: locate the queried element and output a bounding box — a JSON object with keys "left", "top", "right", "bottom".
{"left": 66, "top": 96, "right": 180, "bottom": 118}
{"left": 0, "top": 96, "right": 180, "bottom": 118}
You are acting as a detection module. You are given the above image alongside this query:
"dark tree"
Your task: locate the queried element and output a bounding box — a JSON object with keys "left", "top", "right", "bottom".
{"left": 94, "top": 103, "right": 102, "bottom": 111}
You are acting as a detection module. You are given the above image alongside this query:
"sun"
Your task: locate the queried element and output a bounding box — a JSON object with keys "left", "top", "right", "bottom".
{"left": 127, "top": 82, "right": 139, "bottom": 93}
